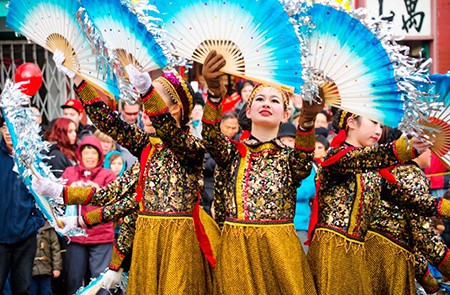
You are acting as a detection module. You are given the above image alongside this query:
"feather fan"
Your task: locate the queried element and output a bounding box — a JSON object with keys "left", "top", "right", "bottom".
{"left": 152, "top": 0, "right": 304, "bottom": 93}
{"left": 79, "top": 0, "right": 168, "bottom": 72}
{"left": 297, "top": 3, "right": 408, "bottom": 127}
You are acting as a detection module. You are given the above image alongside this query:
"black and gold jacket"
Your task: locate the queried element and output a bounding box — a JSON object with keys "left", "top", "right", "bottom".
{"left": 202, "top": 99, "right": 315, "bottom": 227}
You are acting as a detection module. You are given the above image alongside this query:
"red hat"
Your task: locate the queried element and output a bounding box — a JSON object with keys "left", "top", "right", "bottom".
{"left": 61, "top": 99, "right": 83, "bottom": 113}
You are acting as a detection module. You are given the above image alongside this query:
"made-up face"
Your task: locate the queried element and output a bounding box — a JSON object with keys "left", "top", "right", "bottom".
{"left": 347, "top": 116, "right": 383, "bottom": 147}
{"left": 81, "top": 146, "right": 100, "bottom": 170}
{"left": 67, "top": 122, "right": 77, "bottom": 145}
{"left": 246, "top": 86, "right": 289, "bottom": 128}
{"left": 110, "top": 157, "right": 124, "bottom": 176}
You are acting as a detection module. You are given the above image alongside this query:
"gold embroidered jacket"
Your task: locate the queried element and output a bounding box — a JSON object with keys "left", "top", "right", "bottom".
{"left": 65, "top": 82, "right": 204, "bottom": 270}
{"left": 201, "top": 99, "right": 315, "bottom": 226}
{"left": 317, "top": 137, "right": 416, "bottom": 241}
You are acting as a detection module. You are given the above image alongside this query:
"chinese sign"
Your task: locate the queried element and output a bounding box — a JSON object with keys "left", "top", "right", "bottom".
{"left": 365, "top": 0, "right": 431, "bottom": 38}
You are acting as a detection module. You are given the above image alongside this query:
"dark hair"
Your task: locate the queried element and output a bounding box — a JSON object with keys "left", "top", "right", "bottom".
{"left": 48, "top": 117, "right": 77, "bottom": 162}
{"left": 80, "top": 144, "right": 100, "bottom": 156}
{"left": 194, "top": 92, "right": 205, "bottom": 107}
{"left": 378, "top": 126, "right": 403, "bottom": 145}
{"left": 237, "top": 80, "right": 254, "bottom": 97}
{"left": 318, "top": 110, "right": 332, "bottom": 122}
{"left": 0, "top": 111, "right": 4, "bottom": 126}
{"left": 331, "top": 109, "right": 359, "bottom": 133}
{"left": 315, "top": 134, "right": 330, "bottom": 150}
{"left": 238, "top": 102, "right": 252, "bottom": 131}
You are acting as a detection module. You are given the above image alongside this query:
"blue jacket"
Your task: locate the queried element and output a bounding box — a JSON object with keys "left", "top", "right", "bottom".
{"left": 294, "top": 168, "right": 316, "bottom": 231}
{"left": 0, "top": 139, "right": 45, "bottom": 244}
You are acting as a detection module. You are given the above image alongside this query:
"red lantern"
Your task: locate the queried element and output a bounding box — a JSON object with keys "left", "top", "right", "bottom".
{"left": 14, "top": 63, "right": 43, "bottom": 96}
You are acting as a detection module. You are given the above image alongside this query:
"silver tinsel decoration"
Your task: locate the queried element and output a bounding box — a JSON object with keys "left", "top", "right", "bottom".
{"left": 75, "top": 267, "right": 128, "bottom": 294}
{"left": 121, "top": 0, "right": 180, "bottom": 69}
{"left": 0, "top": 80, "right": 86, "bottom": 237}
{"left": 76, "top": 7, "right": 138, "bottom": 103}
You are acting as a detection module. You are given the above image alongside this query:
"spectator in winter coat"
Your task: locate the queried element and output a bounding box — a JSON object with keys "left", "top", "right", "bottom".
{"left": 61, "top": 135, "right": 116, "bottom": 295}
{"left": 0, "top": 113, "right": 45, "bottom": 294}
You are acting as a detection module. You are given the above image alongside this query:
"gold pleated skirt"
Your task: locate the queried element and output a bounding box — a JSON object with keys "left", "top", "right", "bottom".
{"left": 307, "top": 228, "right": 372, "bottom": 295}
{"left": 127, "top": 214, "right": 213, "bottom": 295}
{"left": 214, "top": 220, "right": 317, "bottom": 295}
{"left": 365, "top": 230, "right": 416, "bottom": 295}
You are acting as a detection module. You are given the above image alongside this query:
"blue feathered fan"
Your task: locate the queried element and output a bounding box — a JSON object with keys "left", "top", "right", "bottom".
{"left": 152, "top": 0, "right": 304, "bottom": 93}
{"left": 297, "top": 3, "right": 409, "bottom": 127}
{"left": 79, "top": 0, "right": 169, "bottom": 72}
{"left": 6, "top": 0, "right": 119, "bottom": 97}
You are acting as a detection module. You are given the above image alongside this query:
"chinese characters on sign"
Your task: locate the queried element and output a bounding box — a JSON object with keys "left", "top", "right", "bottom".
{"left": 366, "top": 0, "right": 431, "bottom": 38}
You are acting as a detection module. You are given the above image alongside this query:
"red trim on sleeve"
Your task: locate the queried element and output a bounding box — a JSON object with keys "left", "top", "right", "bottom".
{"left": 231, "top": 139, "right": 247, "bottom": 158}
{"left": 438, "top": 250, "right": 450, "bottom": 271}
{"left": 81, "top": 188, "right": 95, "bottom": 206}
{"left": 379, "top": 167, "right": 397, "bottom": 184}
{"left": 74, "top": 80, "right": 87, "bottom": 93}
{"left": 321, "top": 147, "right": 357, "bottom": 167}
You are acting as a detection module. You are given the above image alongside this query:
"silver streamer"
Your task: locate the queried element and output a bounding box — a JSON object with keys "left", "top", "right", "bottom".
{"left": 279, "top": 0, "right": 318, "bottom": 102}
{"left": 75, "top": 266, "right": 128, "bottom": 294}
{"left": 76, "top": 7, "right": 139, "bottom": 103}
{"left": 0, "top": 80, "right": 86, "bottom": 237}
{"left": 75, "top": 8, "right": 115, "bottom": 85}
{"left": 121, "top": 0, "right": 179, "bottom": 69}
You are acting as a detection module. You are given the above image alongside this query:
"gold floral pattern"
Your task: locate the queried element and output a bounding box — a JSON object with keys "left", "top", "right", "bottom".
{"left": 75, "top": 83, "right": 205, "bottom": 270}
{"left": 317, "top": 139, "right": 416, "bottom": 240}
{"left": 202, "top": 100, "right": 314, "bottom": 226}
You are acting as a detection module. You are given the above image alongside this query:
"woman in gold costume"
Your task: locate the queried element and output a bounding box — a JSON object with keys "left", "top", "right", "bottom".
{"left": 201, "top": 51, "right": 322, "bottom": 295}
{"left": 365, "top": 129, "right": 450, "bottom": 294}
{"left": 33, "top": 69, "right": 216, "bottom": 294}
{"left": 306, "top": 109, "right": 434, "bottom": 295}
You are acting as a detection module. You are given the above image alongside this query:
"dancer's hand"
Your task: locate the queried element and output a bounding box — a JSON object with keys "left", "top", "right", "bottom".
{"left": 411, "top": 137, "right": 433, "bottom": 154}
{"left": 52, "top": 49, "right": 75, "bottom": 79}
{"left": 57, "top": 216, "right": 79, "bottom": 235}
{"left": 102, "top": 268, "right": 123, "bottom": 289}
{"left": 126, "top": 65, "right": 152, "bottom": 94}
{"left": 298, "top": 88, "right": 325, "bottom": 130}
{"left": 31, "top": 176, "right": 64, "bottom": 204}
{"left": 203, "top": 50, "right": 227, "bottom": 98}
